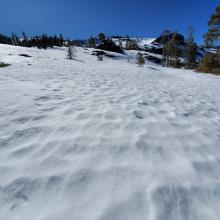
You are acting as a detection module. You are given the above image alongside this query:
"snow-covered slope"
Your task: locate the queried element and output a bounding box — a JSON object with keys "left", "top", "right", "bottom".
{"left": 112, "top": 37, "right": 157, "bottom": 50}
{"left": 137, "top": 38, "right": 157, "bottom": 48}
{"left": 0, "top": 44, "right": 220, "bottom": 220}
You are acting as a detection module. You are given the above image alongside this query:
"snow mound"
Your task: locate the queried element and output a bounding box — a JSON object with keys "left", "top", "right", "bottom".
{"left": 0, "top": 44, "right": 220, "bottom": 220}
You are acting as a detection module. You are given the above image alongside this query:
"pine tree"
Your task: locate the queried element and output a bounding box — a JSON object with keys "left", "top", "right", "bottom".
{"left": 60, "top": 33, "right": 64, "bottom": 46}
{"left": 0, "top": 34, "right": 12, "bottom": 45}
{"left": 22, "top": 31, "right": 27, "bottom": 40}
{"left": 67, "top": 45, "right": 76, "bottom": 60}
{"left": 21, "top": 31, "right": 28, "bottom": 47}
{"left": 53, "top": 34, "right": 58, "bottom": 46}
{"left": 197, "top": 5, "right": 220, "bottom": 74}
{"left": 40, "top": 34, "right": 50, "bottom": 49}
{"left": 204, "top": 32, "right": 214, "bottom": 48}
{"left": 161, "top": 30, "right": 171, "bottom": 66}
{"left": 136, "top": 52, "right": 145, "bottom": 66}
{"left": 164, "top": 33, "right": 181, "bottom": 68}
{"left": 12, "top": 33, "right": 19, "bottom": 46}
{"left": 98, "top": 33, "right": 106, "bottom": 43}
{"left": 125, "top": 39, "right": 129, "bottom": 49}
{"left": 88, "top": 37, "right": 96, "bottom": 48}
{"left": 184, "top": 27, "right": 197, "bottom": 69}
{"left": 206, "top": 6, "right": 220, "bottom": 45}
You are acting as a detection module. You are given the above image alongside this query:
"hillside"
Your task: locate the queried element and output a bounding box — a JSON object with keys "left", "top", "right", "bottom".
{"left": 0, "top": 44, "right": 220, "bottom": 220}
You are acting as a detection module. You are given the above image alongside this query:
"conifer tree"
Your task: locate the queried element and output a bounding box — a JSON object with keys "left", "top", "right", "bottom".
{"left": 184, "top": 27, "right": 197, "bottom": 69}
{"left": 88, "top": 37, "right": 96, "bottom": 48}
{"left": 161, "top": 30, "right": 171, "bottom": 66}
{"left": 21, "top": 31, "right": 28, "bottom": 47}
{"left": 125, "top": 39, "right": 129, "bottom": 49}
{"left": 0, "top": 34, "right": 12, "bottom": 45}
{"left": 22, "top": 31, "right": 27, "bottom": 40}
{"left": 98, "top": 33, "right": 106, "bottom": 43}
{"left": 197, "top": 5, "right": 220, "bottom": 74}
{"left": 204, "top": 32, "right": 214, "bottom": 48}
{"left": 206, "top": 6, "right": 220, "bottom": 45}
{"left": 136, "top": 52, "right": 145, "bottom": 66}
{"left": 53, "top": 34, "right": 58, "bottom": 46}
{"left": 60, "top": 33, "right": 64, "bottom": 46}
{"left": 67, "top": 45, "right": 76, "bottom": 60}
{"left": 12, "top": 33, "right": 19, "bottom": 46}
{"left": 164, "top": 33, "right": 181, "bottom": 68}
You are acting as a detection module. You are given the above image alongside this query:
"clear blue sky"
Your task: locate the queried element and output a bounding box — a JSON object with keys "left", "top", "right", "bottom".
{"left": 0, "top": 0, "right": 219, "bottom": 44}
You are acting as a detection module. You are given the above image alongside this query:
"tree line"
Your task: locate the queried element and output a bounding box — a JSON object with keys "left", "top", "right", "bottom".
{"left": 0, "top": 32, "right": 64, "bottom": 49}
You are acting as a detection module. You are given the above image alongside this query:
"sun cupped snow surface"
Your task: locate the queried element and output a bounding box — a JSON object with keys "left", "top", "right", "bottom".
{"left": 0, "top": 44, "right": 220, "bottom": 220}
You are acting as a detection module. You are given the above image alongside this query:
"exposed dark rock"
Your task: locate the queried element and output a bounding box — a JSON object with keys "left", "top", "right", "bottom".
{"left": 153, "top": 33, "right": 185, "bottom": 46}
{"left": 145, "top": 55, "right": 163, "bottom": 65}
{"left": 96, "top": 40, "right": 124, "bottom": 54}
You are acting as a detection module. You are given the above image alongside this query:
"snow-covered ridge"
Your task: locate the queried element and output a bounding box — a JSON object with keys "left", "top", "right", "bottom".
{"left": 112, "top": 37, "right": 158, "bottom": 49}
{"left": 0, "top": 44, "right": 220, "bottom": 220}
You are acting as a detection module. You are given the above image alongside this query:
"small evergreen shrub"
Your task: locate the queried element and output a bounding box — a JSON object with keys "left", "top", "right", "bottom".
{"left": 196, "top": 53, "right": 220, "bottom": 75}
{"left": 0, "top": 62, "right": 11, "bottom": 68}
{"left": 97, "top": 55, "right": 103, "bottom": 61}
{"left": 67, "top": 45, "right": 76, "bottom": 60}
{"left": 136, "top": 52, "right": 145, "bottom": 66}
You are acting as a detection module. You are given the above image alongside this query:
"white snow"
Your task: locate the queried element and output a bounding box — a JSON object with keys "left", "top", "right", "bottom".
{"left": 112, "top": 37, "right": 157, "bottom": 50}
{"left": 0, "top": 44, "right": 220, "bottom": 220}
{"left": 136, "top": 38, "right": 157, "bottom": 49}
